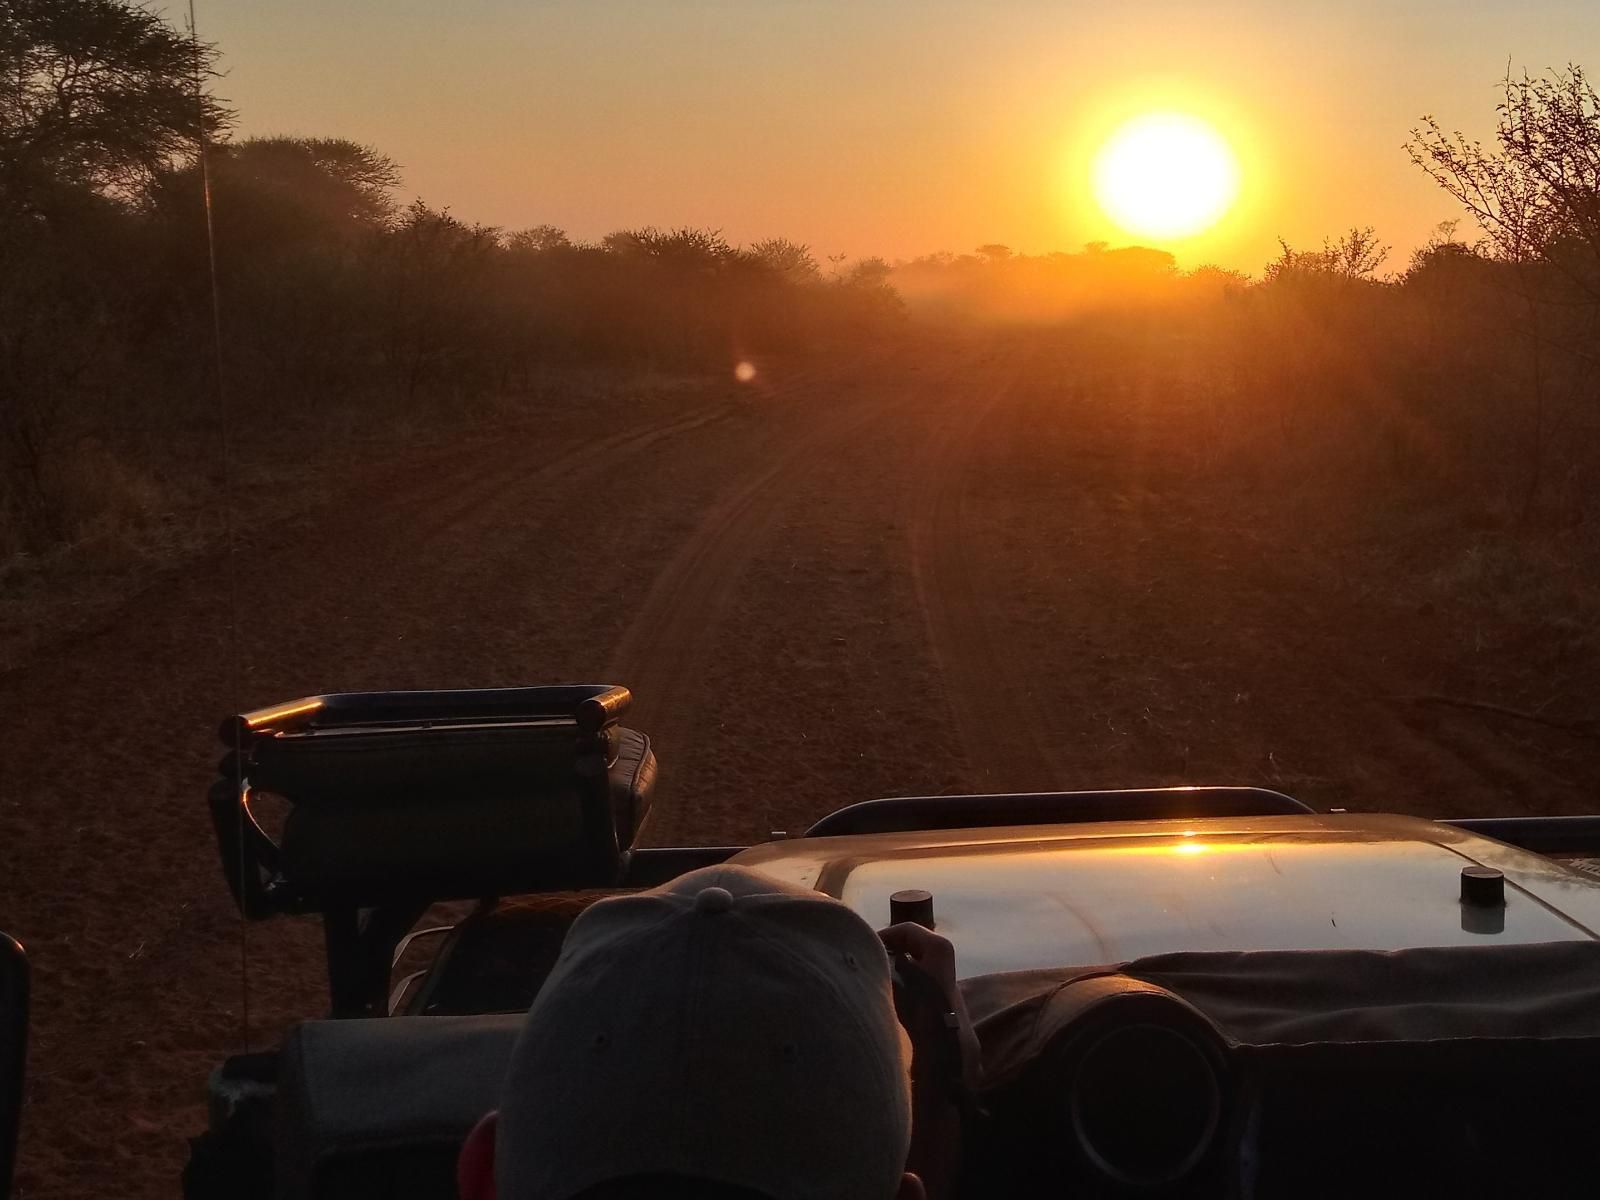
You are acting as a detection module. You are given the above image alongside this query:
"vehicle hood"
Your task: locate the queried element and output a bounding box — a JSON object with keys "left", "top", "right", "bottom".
{"left": 729, "top": 813, "right": 1600, "bottom": 977}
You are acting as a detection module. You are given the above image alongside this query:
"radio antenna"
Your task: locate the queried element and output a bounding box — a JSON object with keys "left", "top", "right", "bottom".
{"left": 187, "top": 0, "right": 250, "bottom": 1053}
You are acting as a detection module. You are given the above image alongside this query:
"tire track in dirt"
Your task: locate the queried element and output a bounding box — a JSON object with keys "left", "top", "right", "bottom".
{"left": 352, "top": 365, "right": 832, "bottom": 595}
{"left": 328, "top": 400, "right": 742, "bottom": 578}
{"left": 222, "top": 400, "right": 748, "bottom": 692}
{"left": 257, "top": 364, "right": 837, "bottom": 687}
{"left": 606, "top": 370, "right": 937, "bottom": 825}
{"left": 903, "top": 357, "right": 1062, "bottom": 791}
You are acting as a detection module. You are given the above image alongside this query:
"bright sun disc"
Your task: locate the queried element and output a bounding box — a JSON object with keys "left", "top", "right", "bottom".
{"left": 1092, "top": 113, "right": 1240, "bottom": 240}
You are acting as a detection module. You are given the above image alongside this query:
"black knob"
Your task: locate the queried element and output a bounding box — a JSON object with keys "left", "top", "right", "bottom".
{"left": 890, "top": 888, "right": 935, "bottom": 929}
{"left": 1460, "top": 865, "right": 1506, "bottom": 907}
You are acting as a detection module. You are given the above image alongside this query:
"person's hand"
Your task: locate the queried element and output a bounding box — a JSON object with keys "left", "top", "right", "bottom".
{"left": 878, "top": 923, "right": 982, "bottom": 1089}
{"left": 879, "top": 921, "right": 958, "bottom": 999}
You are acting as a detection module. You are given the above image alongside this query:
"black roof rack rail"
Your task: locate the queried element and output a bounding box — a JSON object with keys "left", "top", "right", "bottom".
{"left": 805, "top": 786, "right": 1313, "bottom": 838}
{"left": 221, "top": 683, "right": 631, "bottom": 745}
{"left": 1442, "top": 816, "right": 1600, "bottom": 857}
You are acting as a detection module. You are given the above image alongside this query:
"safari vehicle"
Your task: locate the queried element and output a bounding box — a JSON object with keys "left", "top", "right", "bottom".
{"left": 180, "top": 684, "right": 1600, "bottom": 1199}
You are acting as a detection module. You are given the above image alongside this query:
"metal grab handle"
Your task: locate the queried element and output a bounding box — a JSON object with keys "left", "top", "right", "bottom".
{"left": 222, "top": 683, "right": 632, "bottom": 744}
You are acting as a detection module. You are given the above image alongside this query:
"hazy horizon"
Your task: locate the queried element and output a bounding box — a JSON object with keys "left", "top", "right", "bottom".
{"left": 196, "top": 0, "right": 1600, "bottom": 272}
{"left": 176, "top": 0, "right": 1600, "bottom": 271}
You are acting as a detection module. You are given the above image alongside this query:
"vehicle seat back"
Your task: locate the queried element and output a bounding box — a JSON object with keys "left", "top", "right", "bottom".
{"left": 210, "top": 685, "right": 656, "bottom": 916}
{"left": 268, "top": 723, "right": 654, "bottom": 907}
{"left": 275, "top": 1014, "right": 521, "bottom": 1200}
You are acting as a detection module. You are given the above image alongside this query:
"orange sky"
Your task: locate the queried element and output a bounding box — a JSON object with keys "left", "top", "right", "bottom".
{"left": 202, "top": 0, "right": 1600, "bottom": 274}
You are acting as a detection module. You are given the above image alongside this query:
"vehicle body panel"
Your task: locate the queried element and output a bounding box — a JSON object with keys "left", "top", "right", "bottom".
{"left": 731, "top": 814, "right": 1600, "bottom": 976}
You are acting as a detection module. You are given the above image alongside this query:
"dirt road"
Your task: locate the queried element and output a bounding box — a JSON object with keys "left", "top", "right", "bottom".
{"left": 3, "top": 336, "right": 1597, "bottom": 1198}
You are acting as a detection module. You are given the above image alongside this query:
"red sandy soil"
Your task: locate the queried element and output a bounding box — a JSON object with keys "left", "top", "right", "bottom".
{"left": 3, "top": 333, "right": 1597, "bottom": 1198}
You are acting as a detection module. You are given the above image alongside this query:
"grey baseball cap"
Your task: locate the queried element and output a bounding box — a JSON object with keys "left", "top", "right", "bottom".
{"left": 495, "top": 865, "right": 913, "bottom": 1200}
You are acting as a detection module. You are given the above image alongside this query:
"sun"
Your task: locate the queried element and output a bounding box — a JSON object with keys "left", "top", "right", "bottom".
{"left": 1092, "top": 113, "right": 1241, "bottom": 240}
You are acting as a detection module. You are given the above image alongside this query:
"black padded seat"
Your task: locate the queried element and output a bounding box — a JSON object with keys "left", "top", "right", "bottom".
{"left": 410, "top": 892, "right": 615, "bottom": 1016}
{"left": 607, "top": 722, "right": 657, "bottom": 843}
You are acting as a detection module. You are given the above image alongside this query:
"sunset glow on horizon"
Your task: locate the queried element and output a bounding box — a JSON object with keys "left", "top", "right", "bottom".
{"left": 199, "top": 0, "right": 1600, "bottom": 273}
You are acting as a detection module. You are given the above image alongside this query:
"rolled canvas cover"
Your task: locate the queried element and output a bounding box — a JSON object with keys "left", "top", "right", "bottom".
{"left": 966, "top": 941, "right": 1600, "bottom": 1062}
{"left": 969, "top": 942, "right": 1600, "bottom": 1192}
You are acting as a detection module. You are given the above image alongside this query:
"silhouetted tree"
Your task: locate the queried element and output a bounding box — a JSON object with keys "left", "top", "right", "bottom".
{"left": 0, "top": 0, "right": 234, "bottom": 552}
{"left": 747, "top": 237, "right": 819, "bottom": 282}
{"left": 376, "top": 201, "right": 501, "bottom": 400}
{"left": 506, "top": 224, "right": 571, "bottom": 254}
{"left": 633, "top": 226, "right": 735, "bottom": 272}
{"left": 0, "top": 0, "right": 229, "bottom": 219}
{"left": 1186, "top": 264, "right": 1249, "bottom": 299}
{"left": 1327, "top": 227, "right": 1390, "bottom": 278}
{"left": 1263, "top": 228, "right": 1389, "bottom": 285}
{"left": 1408, "top": 69, "right": 1600, "bottom": 513}
{"left": 208, "top": 137, "right": 398, "bottom": 234}
{"left": 1409, "top": 67, "right": 1600, "bottom": 285}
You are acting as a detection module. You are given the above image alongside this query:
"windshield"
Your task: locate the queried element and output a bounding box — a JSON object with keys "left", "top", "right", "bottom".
{"left": 4, "top": 2, "right": 1600, "bottom": 1197}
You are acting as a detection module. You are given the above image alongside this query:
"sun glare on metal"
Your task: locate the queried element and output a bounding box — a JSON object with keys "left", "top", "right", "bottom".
{"left": 1092, "top": 113, "right": 1240, "bottom": 240}
{"left": 734, "top": 361, "right": 758, "bottom": 383}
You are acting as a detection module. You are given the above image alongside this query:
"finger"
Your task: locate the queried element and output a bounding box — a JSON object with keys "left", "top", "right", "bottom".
{"left": 877, "top": 922, "right": 939, "bottom": 957}
{"left": 879, "top": 926, "right": 956, "bottom": 979}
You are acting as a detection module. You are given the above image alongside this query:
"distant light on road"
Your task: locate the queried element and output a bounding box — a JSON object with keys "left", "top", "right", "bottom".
{"left": 734, "top": 361, "right": 757, "bottom": 383}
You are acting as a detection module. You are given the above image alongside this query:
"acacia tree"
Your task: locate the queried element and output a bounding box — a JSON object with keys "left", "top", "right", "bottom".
{"left": 0, "top": 0, "right": 229, "bottom": 218}
{"left": 1263, "top": 227, "right": 1390, "bottom": 285}
{"left": 505, "top": 224, "right": 571, "bottom": 254}
{"left": 746, "top": 237, "right": 818, "bottom": 283}
{"left": 0, "top": 0, "right": 231, "bottom": 551}
{"left": 1407, "top": 67, "right": 1600, "bottom": 284}
{"left": 1407, "top": 68, "right": 1600, "bottom": 514}
{"left": 139, "top": 137, "right": 404, "bottom": 404}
